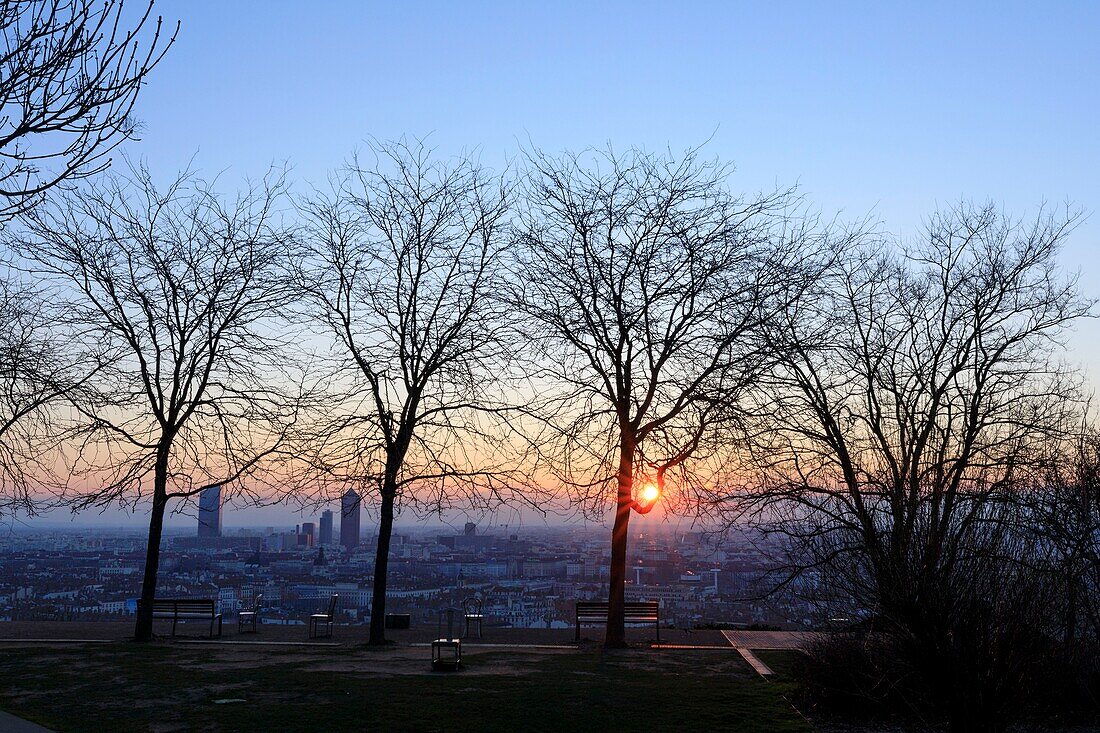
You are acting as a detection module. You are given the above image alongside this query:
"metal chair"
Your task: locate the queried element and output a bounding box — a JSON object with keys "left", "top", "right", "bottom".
{"left": 309, "top": 593, "right": 338, "bottom": 639}
{"left": 462, "top": 596, "right": 484, "bottom": 639}
{"left": 431, "top": 607, "right": 462, "bottom": 671}
{"left": 238, "top": 593, "right": 263, "bottom": 633}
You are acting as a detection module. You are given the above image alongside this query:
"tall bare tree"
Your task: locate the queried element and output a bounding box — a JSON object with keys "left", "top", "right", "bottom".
{"left": 0, "top": 276, "right": 84, "bottom": 515}
{"left": 0, "top": 0, "right": 176, "bottom": 220}
{"left": 733, "top": 203, "right": 1092, "bottom": 730}
{"left": 295, "top": 140, "right": 531, "bottom": 646}
{"left": 13, "top": 165, "right": 302, "bottom": 641}
{"left": 0, "top": 0, "right": 174, "bottom": 515}
{"left": 513, "top": 146, "right": 794, "bottom": 646}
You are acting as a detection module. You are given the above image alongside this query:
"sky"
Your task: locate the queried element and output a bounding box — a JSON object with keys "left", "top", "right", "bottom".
{"left": 15, "top": 0, "right": 1100, "bottom": 530}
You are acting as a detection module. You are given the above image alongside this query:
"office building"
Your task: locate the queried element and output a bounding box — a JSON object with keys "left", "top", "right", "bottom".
{"left": 197, "top": 485, "right": 222, "bottom": 538}
{"left": 341, "top": 489, "right": 361, "bottom": 549}
{"left": 299, "top": 522, "right": 315, "bottom": 548}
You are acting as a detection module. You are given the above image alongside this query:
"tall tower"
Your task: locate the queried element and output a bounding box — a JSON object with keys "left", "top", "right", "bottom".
{"left": 340, "top": 488, "right": 361, "bottom": 549}
{"left": 197, "top": 485, "right": 222, "bottom": 538}
{"left": 300, "top": 522, "right": 316, "bottom": 547}
{"left": 319, "top": 509, "right": 334, "bottom": 545}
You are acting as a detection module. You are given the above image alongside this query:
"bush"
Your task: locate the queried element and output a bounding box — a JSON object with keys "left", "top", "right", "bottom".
{"left": 791, "top": 630, "right": 1100, "bottom": 732}
{"left": 792, "top": 633, "right": 928, "bottom": 726}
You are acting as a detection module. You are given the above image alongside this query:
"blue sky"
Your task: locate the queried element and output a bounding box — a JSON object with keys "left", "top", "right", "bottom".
{"left": 128, "top": 1, "right": 1099, "bottom": 331}
{"left": 34, "top": 0, "right": 1100, "bottom": 529}
{"left": 130, "top": 1, "right": 1100, "bottom": 228}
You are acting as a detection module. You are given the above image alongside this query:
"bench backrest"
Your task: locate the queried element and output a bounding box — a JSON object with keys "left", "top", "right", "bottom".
{"left": 576, "top": 601, "right": 659, "bottom": 619}
{"left": 147, "top": 598, "right": 216, "bottom": 615}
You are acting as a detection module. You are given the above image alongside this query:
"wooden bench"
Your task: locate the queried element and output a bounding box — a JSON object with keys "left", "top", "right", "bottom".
{"left": 575, "top": 601, "right": 660, "bottom": 643}
{"left": 143, "top": 598, "right": 222, "bottom": 638}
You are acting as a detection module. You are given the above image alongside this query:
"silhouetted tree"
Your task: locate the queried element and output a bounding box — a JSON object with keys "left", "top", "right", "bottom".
{"left": 13, "top": 165, "right": 302, "bottom": 641}
{"left": 0, "top": 277, "right": 85, "bottom": 514}
{"left": 0, "top": 0, "right": 176, "bottom": 220}
{"left": 294, "top": 140, "right": 532, "bottom": 646}
{"left": 1027, "top": 423, "right": 1100, "bottom": 717}
{"left": 513, "top": 145, "right": 795, "bottom": 647}
{"left": 0, "top": 0, "right": 173, "bottom": 515}
{"left": 735, "top": 203, "right": 1092, "bottom": 731}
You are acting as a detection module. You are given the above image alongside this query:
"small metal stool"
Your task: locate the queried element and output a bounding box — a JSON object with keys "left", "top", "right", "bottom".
{"left": 431, "top": 607, "right": 462, "bottom": 671}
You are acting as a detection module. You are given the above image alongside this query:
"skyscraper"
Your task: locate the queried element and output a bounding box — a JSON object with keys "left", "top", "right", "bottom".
{"left": 197, "top": 485, "right": 222, "bottom": 538}
{"left": 319, "top": 510, "right": 334, "bottom": 545}
{"left": 340, "top": 489, "right": 360, "bottom": 549}
{"left": 300, "top": 522, "right": 315, "bottom": 547}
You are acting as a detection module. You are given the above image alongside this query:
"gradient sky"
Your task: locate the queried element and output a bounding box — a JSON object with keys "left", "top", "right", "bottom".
{"left": 18, "top": 0, "right": 1100, "bottom": 529}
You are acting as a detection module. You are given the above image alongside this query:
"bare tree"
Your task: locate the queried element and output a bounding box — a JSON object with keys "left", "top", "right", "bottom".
{"left": 733, "top": 203, "right": 1092, "bottom": 731}
{"left": 12, "top": 165, "right": 302, "bottom": 641}
{"left": 0, "top": 0, "right": 176, "bottom": 220}
{"left": 1030, "top": 423, "right": 1100, "bottom": 652}
{"left": 0, "top": 276, "right": 85, "bottom": 515}
{"left": 294, "top": 139, "right": 532, "bottom": 646}
{"left": 512, "top": 145, "right": 794, "bottom": 647}
{"left": 0, "top": 0, "right": 174, "bottom": 517}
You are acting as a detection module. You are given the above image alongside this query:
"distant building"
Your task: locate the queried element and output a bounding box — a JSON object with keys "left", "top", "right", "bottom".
{"left": 299, "top": 522, "right": 315, "bottom": 548}
{"left": 319, "top": 510, "right": 334, "bottom": 545}
{"left": 197, "top": 486, "right": 222, "bottom": 538}
{"left": 173, "top": 535, "right": 260, "bottom": 552}
{"left": 464, "top": 522, "right": 477, "bottom": 536}
{"left": 341, "top": 489, "right": 361, "bottom": 549}
{"left": 454, "top": 530, "right": 495, "bottom": 552}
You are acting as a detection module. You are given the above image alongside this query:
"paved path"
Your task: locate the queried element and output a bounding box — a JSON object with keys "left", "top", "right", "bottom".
{"left": 0, "top": 638, "right": 114, "bottom": 644}
{"left": 177, "top": 639, "right": 340, "bottom": 647}
{"left": 720, "top": 630, "right": 821, "bottom": 650}
{"left": 0, "top": 710, "right": 53, "bottom": 732}
{"left": 720, "top": 630, "right": 821, "bottom": 676}
{"left": 409, "top": 642, "right": 578, "bottom": 650}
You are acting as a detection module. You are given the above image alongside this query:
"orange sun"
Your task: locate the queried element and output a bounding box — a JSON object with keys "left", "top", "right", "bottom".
{"left": 639, "top": 483, "right": 660, "bottom": 504}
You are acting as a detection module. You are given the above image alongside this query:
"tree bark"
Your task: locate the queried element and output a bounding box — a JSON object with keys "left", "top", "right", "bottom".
{"left": 134, "top": 449, "right": 170, "bottom": 641}
{"left": 605, "top": 431, "right": 635, "bottom": 647}
{"left": 368, "top": 480, "right": 397, "bottom": 645}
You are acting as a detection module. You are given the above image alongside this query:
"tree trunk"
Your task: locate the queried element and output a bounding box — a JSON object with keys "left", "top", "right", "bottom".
{"left": 134, "top": 445, "right": 171, "bottom": 642}
{"left": 134, "top": 495, "right": 166, "bottom": 640}
{"left": 605, "top": 430, "right": 635, "bottom": 648}
{"left": 368, "top": 479, "right": 397, "bottom": 645}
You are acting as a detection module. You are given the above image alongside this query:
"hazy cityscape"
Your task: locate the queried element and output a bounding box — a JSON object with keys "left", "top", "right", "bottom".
{"left": 1, "top": 499, "right": 816, "bottom": 632}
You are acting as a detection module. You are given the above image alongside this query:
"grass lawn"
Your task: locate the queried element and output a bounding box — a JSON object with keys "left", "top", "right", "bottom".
{"left": 0, "top": 642, "right": 811, "bottom": 732}
{"left": 754, "top": 649, "right": 806, "bottom": 680}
